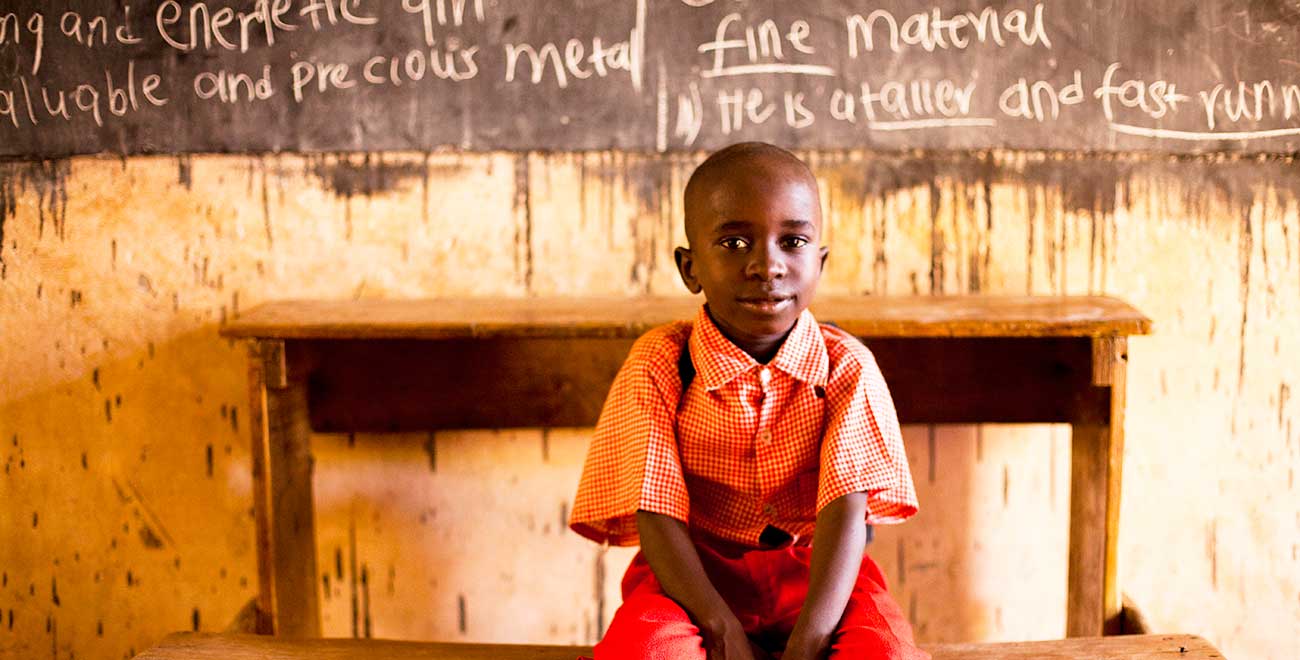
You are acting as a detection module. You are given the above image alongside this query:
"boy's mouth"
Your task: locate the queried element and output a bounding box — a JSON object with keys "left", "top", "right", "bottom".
{"left": 736, "top": 296, "right": 794, "bottom": 313}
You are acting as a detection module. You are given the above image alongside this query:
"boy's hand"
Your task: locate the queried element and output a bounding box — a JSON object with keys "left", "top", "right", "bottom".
{"left": 776, "top": 631, "right": 831, "bottom": 660}
{"left": 781, "top": 492, "right": 870, "bottom": 660}
{"left": 698, "top": 615, "right": 758, "bottom": 660}
{"left": 747, "top": 638, "right": 777, "bottom": 660}
{"left": 637, "top": 511, "right": 759, "bottom": 660}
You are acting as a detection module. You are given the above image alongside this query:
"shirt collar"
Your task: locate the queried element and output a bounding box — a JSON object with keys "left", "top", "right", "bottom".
{"left": 689, "top": 304, "right": 829, "bottom": 391}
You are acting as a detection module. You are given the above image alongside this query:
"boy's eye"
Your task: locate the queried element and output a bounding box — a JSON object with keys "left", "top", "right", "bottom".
{"left": 782, "top": 236, "right": 810, "bottom": 249}
{"left": 719, "top": 237, "right": 749, "bottom": 250}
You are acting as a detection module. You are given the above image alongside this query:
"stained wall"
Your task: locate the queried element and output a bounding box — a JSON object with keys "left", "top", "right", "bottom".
{"left": 0, "top": 151, "right": 1297, "bottom": 659}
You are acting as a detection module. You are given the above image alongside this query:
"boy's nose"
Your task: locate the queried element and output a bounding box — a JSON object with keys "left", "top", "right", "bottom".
{"left": 745, "top": 244, "right": 787, "bottom": 280}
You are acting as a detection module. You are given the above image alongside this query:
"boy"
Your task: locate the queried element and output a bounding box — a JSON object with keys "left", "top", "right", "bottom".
{"left": 570, "top": 143, "right": 927, "bottom": 660}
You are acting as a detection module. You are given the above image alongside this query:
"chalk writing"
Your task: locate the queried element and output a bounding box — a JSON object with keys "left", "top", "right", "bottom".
{"left": 504, "top": 0, "right": 644, "bottom": 91}
{"left": 785, "top": 92, "right": 814, "bottom": 128}
{"left": 300, "top": 0, "right": 378, "bottom": 30}
{"left": 156, "top": 1, "right": 297, "bottom": 53}
{"left": 0, "top": 62, "right": 166, "bottom": 130}
{"left": 1000, "top": 71, "right": 1084, "bottom": 122}
{"left": 675, "top": 81, "right": 704, "bottom": 146}
{"left": 0, "top": 10, "right": 44, "bottom": 75}
{"left": 853, "top": 79, "right": 979, "bottom": 122}
{"left": 1093, "top": 63, "right": 1189, "bottom": 121}
{"left": 358, "top": 45, "right": 481, "bottom": 88}
{"left": 195, "top": 66, "right": 274, "bottom": 104}
{"left": 505, "top": 38, "right": 632, "bottom": 89}
{"left": 868, "top": 117, "right": 997, "bottom": 131}
{"left": 403, "top": 0, "right": 484, "bottom": 47}
{"left": 846, "top": 4, "right": 1051, "bottom": 57}
{"left": 1, "top": 0, "right": 1299, "bottom": 156}
{"left": 1199, "top": 81, "right": 1300, "bottom": 130}
{"left": 1107, "top": 123, "right": 1300, "bottom": 141}
{"left": 59, "top": 9, "right": 146, "bottom": 49}
{"left": 717, "top": 87, "right": 774, "bottom": 134}
{"left": 699, "top": 14, "right": 830, "bottom": 78}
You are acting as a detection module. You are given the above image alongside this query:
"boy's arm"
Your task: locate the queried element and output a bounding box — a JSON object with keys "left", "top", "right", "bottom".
{"left": 636, "top": 510, "right": 758, "bottom": 660}
{"left": 783, "top": 492, "right": 869, "bottom": 660}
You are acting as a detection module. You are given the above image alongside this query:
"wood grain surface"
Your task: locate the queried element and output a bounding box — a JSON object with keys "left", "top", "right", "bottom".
{"left": 220, "top": 296, "right": 1152, "bottom": 340}
{"left": 135, "top": 632, "right": 1223, "bottom": 659}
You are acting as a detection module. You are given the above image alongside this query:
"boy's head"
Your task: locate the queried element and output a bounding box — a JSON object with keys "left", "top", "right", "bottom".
{"left": 675, "top": 142, "right": 828, "bottom": 360}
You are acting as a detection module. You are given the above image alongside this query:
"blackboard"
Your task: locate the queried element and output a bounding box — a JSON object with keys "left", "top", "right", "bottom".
{"left": 2, "top": 0, "right": 1300, "bottom": 158}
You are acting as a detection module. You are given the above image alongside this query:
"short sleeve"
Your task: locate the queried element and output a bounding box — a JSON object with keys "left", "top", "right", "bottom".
{"left": 817, "top": 328, "right": 919, "bottom": 524}
{"left": 568, "top": 324, "right": 692, "bottom": 546}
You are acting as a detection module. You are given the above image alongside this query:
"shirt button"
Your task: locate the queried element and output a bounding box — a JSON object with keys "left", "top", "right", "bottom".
{"left": 758, "top": 430, "right": 772, "bottom": 443}
{"left": 757, "top": 367, "right": 771, "bottom": 387}
{"left": 763, "top": 503, "right": 777, "bottom": 517}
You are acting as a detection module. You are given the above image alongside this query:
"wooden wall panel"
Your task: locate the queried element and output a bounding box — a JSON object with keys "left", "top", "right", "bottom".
{"left": 872, "top": 425, "right": 1071, "bottom": 644}
{"left": 1, "top": 151, "right": 1297, "bottom": 660}
{"left": 309, "top": 429, "right": 635, "bottom": 644}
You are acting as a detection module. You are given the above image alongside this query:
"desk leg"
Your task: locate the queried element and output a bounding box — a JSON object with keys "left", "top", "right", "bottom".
{"left": 1067, "top": 336, "right": 1127, "bottom": 637}
{"left": 246, "top": 343, "right": 274, "bottom": 634}
{"left": 249, "top": 340, "right": 321, "bottom": 637}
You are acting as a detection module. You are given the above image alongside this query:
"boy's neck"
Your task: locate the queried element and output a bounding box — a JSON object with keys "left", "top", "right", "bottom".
{"left": 704, "top": 305, "right": 797, "bottom": 365}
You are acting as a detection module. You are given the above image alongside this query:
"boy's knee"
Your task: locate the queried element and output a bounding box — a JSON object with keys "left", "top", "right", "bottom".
{"left": 829, "top": 623, "right": 931, "bottom": 660}
{"left": 594, "top": 594, "right": 706, "bottom": 660}
{"left": 830, "top": 586, "right": 930, "bottom": 660}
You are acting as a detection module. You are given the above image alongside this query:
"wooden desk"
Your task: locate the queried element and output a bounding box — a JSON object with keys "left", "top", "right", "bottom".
{"left": 220, "top": 296, "right": 1151, "bottom": 639}
{"left": 137, "top": 632, "right": 1221, "bottom": 659}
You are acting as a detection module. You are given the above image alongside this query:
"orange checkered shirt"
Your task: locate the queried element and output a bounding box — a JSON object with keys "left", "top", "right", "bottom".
{"left": 570, "top": 305, "right": 919, "bottom": 548}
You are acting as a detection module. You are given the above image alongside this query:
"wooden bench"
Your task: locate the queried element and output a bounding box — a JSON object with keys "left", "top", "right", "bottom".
{"left": 137, "top": 632, "right": 1222, "bottom": 659}
{"left": 219, "top": 295, "right": 1151, "bottom": 639}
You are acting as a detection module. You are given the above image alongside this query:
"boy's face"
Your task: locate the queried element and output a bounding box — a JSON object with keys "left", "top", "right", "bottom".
{"left": 675, "top": 155, "right": 829, "bottom": 358}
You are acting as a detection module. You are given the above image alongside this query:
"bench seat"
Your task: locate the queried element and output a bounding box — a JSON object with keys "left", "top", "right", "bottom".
{"left": 136, "top": 632, "right": 1222, "bottom": 659}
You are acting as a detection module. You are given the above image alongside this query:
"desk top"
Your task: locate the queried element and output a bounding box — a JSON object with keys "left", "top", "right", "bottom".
{"left": 219, "top": 296, "right": 1150, "bottom": 341}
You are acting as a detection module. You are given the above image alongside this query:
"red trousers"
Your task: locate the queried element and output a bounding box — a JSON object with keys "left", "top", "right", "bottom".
{"left": 592, "top": 539, "right": 930, "bottom": 660}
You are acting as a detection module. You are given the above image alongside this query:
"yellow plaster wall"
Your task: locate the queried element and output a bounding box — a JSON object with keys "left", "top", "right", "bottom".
{"left": 0, "top": 151, "right": 1297, "bottom": 659}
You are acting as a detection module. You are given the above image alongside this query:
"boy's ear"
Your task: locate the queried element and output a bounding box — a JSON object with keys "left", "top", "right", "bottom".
{"left": 674, "top": 246, "right": 703, "bottom": 294}
{"left": 819, "top": 246, "right": 830, "bottom": 273}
